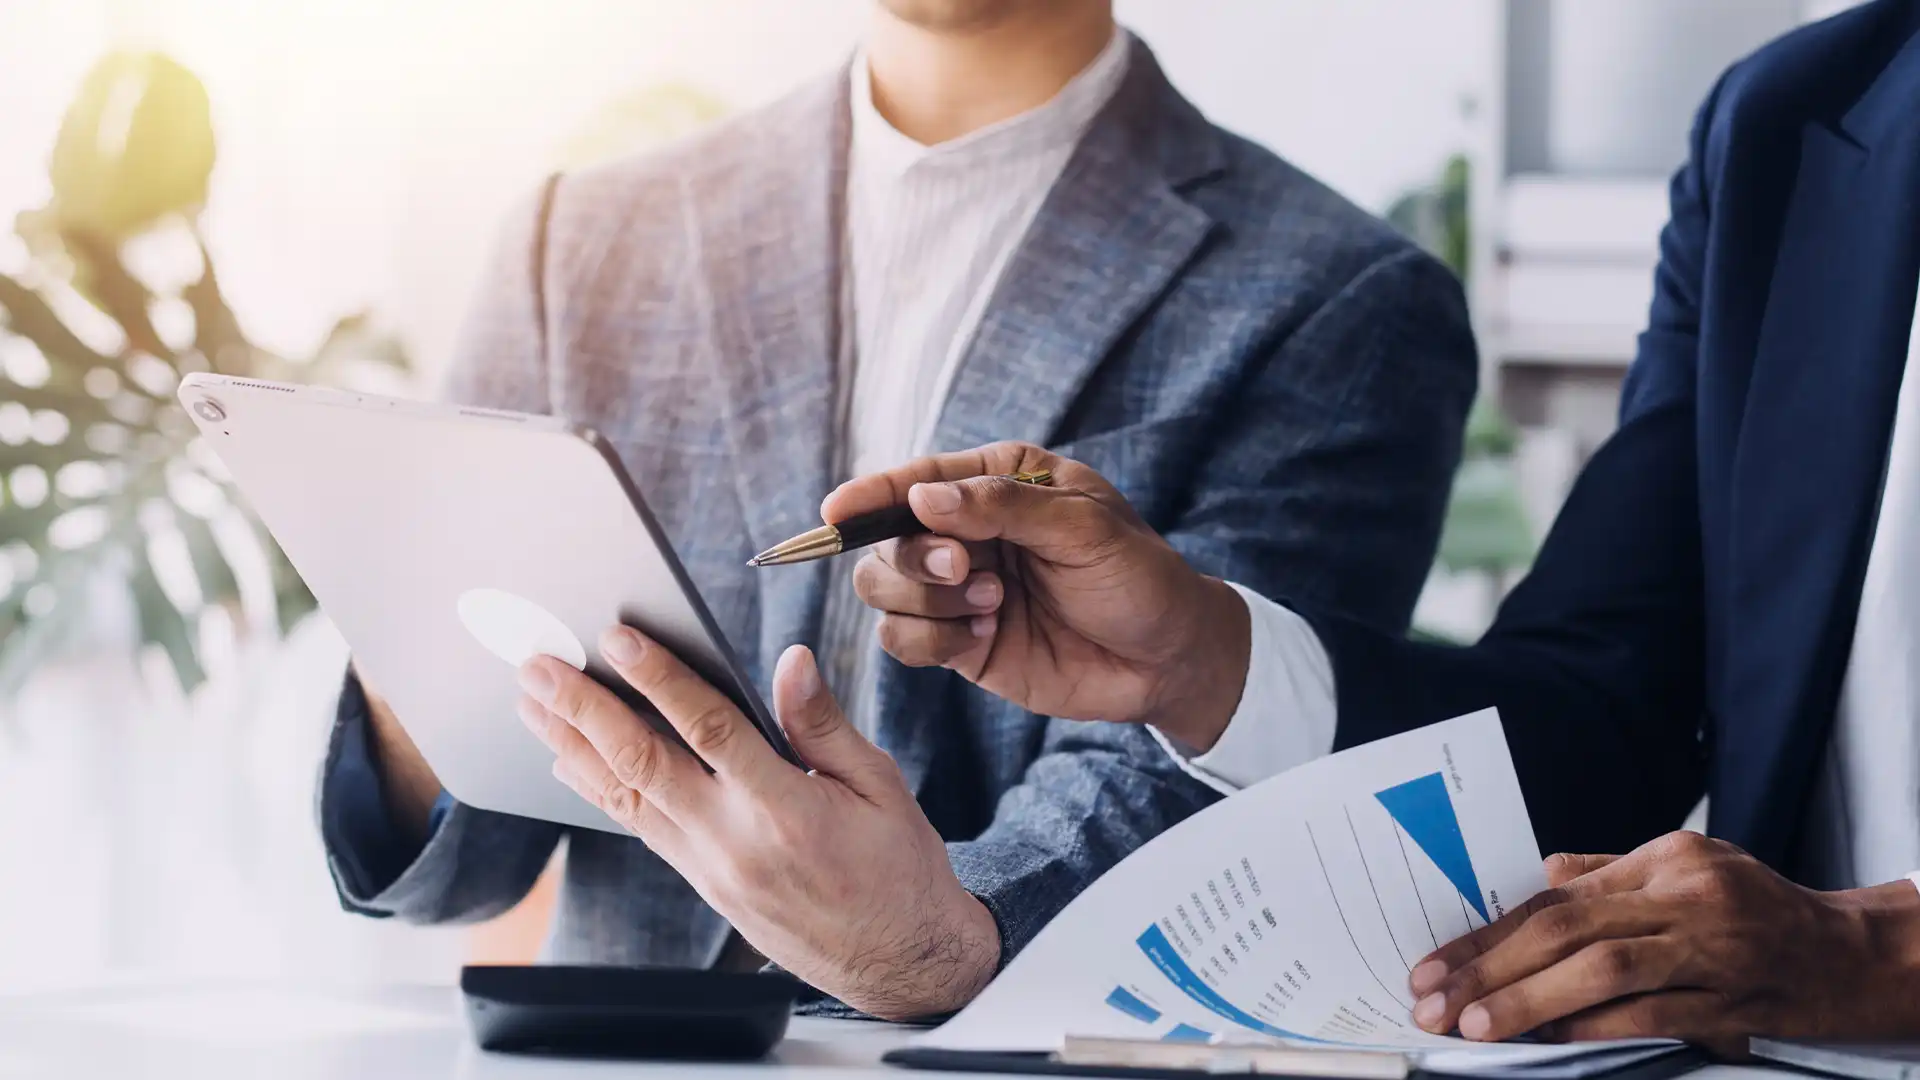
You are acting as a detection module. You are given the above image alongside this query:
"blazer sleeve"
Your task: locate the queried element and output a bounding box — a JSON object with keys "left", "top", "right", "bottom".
{"left": 315, "top": 178, "right": 568, "bottom": 923}
{"left": 946, "top": 242, "right": 1481, "bottom": 966}
{"left": 1305, "top": 75, "right": 1730, "bottom": 859}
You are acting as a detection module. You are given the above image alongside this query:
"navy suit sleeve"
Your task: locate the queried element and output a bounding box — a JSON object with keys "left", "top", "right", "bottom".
{"left": 1304, "top": 76, "right": 1730, "bottom": 858}
{"left": 318, "top": 673, "right": 455, "bottom": 907}
{"left": 948, "top": 243, "right": 1479, "bottom": 966}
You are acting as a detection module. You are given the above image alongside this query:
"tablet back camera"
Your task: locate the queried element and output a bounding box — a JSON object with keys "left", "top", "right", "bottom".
{"left": 456, "top": 587, "right": 588, "bottom": 670}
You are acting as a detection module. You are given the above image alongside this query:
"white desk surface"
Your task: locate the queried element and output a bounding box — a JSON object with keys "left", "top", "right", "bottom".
{"left": 0, "top": 981, "right": 1796, "bottom": 1080}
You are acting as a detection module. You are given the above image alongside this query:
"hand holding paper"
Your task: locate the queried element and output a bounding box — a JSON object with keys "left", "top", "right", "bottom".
{"left": 919, "top": 710, "right": 1677, "bottom": 1073}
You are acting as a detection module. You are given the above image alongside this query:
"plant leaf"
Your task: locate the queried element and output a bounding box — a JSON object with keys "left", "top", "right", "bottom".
{"left": 0, "top": 272, "right": 116, "bottom": 372}
{"left": 182, "top": 233, "right": 266, "bottom": 375}
{"left": 0, "top": 381, "right": 119, "bottom": 424}
{"left": 62, "top": 230, "right": 171, "bottom": 360}
{"left": 175, "top": 507, "right": 239, "bottom": 611}
{"left": 0, "top": 59, "right": 409, "bottom": 705}
{"left": 130, "top": 552, "right": 204, "bottom": 692}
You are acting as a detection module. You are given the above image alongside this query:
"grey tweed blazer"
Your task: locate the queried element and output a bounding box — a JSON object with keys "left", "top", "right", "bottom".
{"left": 320, "top": 36, "right": 1477, "bottom": 989}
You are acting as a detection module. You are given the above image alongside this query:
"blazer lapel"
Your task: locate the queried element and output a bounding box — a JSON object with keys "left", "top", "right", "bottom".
{"left": 1716, "top": 42, "right": 1920, "bottom": 868}
{"left": 927, "top": 38, "right": 1223, "bottom": 455}
{"left": 878, "top": 40, "right": 1226, "bottom": 793}
{"left": 699, "top": 72, "right": 851, "bottom": 682}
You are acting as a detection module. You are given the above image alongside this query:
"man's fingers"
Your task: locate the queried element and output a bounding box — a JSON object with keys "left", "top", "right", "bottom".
{"left": 876, "top": 612, "right": 994, "bottom": 672}
{"left": 821, "top": 441, "right": 1057, "bottom": 522}
{"left": 519, "top": 656, "right": 711, "bottom": 819}
{"left": 522, "top": 697, "right": 685, "bottom": 845}
{"left": 907, "top": 476, "right": 1124, "bottom": 567}
{"left": 871, "top": 536, "right": 998, "bottom": 586}
{"left": 1546, "top": 852, "right": 1622, "bottom": 887}
{"left": 1412, "top": 855, "right": 1649, "bottom": 994}
{"left": 772, "top": 645, "right": 904, "bottom": 801}
{"left": 854, "top": 556, "right": 1003, "bottom": 620}
{"left": 1448, "top": 936, "right": 1680, "bottom": 1041}
{"left": 598, "top": 627, "right": 781, "bottom": 785}
{"left": 1414, "top": 896, "right": 1667, "bottom": 1036}
{"left": 1412, "top": 887, "right": 1575, "bottom": 995}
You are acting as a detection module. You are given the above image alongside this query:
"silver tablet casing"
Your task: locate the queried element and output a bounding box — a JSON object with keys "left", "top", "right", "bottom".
{"left": 178, "top": 373, "right": 792, "bottom": 834}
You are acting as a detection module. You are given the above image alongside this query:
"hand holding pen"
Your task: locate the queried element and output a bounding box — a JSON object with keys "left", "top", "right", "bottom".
{"left": 749, "top": 469, "right": 1054, "bottom": 566}
{"left": 757, "top": 441, "right": 1252, "bottom": 745}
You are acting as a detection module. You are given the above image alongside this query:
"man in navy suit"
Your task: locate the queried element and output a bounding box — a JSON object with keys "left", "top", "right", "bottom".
{"left": 835, "top": 0, "right": 1920, "bottom": 1046}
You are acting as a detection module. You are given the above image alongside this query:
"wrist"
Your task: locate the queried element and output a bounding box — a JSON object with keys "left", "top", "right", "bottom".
{"left": 1147, "top": 575, "right": 1250, "bottom": 752}
{"left": 931, "top": 892, "right": 1002, "bottom": 1014}
{"left": 869, "top": 891, "right": 1000, "bottom": 1021}
{"left": 1855, "top": 880, "right": 1920, "bottom": 970}
{"left": 1831, "top": 880, "right": 1920, "bottom": 1027}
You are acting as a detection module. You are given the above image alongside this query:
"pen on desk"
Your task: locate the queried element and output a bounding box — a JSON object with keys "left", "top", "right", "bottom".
{"left": 747, "top": 469, "right": 1053, "bottom": 567}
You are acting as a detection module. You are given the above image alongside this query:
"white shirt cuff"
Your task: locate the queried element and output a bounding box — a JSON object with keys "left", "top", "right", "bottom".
{"left": 1150, "top": 581, "right": 1338, "bottom": 794}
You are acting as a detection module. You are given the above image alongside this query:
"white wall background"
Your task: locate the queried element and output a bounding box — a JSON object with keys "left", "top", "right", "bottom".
{"left": 0, "top": 0, "right": 1499, "bottom": 988}
{"left": 3, "top": 0, "right": 1498, "bottom": 382}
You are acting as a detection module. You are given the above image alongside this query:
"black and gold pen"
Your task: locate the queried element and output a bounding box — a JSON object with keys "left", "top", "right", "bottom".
{"left": 747, "top": 470, "right": 1053, "bottom": 567}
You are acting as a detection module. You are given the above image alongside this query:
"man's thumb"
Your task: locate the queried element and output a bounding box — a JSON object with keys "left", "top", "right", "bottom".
{"left": 908, "top": 476, "right": 1116, "bottom": 560}
{"left": 772, "top": 645, "right": 899, "bottom": 796}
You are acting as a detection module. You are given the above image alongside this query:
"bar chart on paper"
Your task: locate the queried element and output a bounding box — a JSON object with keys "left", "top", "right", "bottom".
{"left": 1118, "top": 766, "right": 1512, "bottom": 1046}
{"left": 924, "top": 709, "right": 1548, "bottom": 1054}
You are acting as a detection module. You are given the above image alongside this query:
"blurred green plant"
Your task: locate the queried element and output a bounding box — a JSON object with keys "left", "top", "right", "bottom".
{"left": 1437, "top": 401, "right": 1535, "bottom": 584}
{"left": 1386, "top": 152, "right": 1470, "bottom": 281}
{"left": 0, "top": 51, "right": 409, "bottom": 697}
{"left": 1388, "top": 151, "right": 1537, "bottom": 637}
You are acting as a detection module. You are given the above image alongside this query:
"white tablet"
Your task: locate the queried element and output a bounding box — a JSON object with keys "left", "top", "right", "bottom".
{"left": 179, "top": 373, "right": 794, "bottom": 834}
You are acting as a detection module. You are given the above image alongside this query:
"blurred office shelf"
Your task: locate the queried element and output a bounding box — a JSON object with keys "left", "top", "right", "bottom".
{"left": 1473, "top": 0, "right": 1848, "bottom": 473}
{"left": 1484, "top": 175, "right": 1668, "bottom": 507}
{"left": 1501, "top": 173, "right": 1669, "bottom": 259}
{"left": 1488, "top": 175, "right": 1665, "bottom": 402}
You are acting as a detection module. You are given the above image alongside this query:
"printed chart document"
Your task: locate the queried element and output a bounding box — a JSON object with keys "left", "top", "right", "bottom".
{"left": 925, "top": 710, "right": 1672, "bottom": 1071}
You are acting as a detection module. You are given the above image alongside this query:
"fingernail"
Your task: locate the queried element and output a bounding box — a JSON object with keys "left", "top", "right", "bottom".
{"left": 601, "top": 626, "right": 643, "bottom": 665}
{"left": 925, "top": 546, "right": 956, "bottom": 581}
{"left": 1410, "top": 959, "right": 1447, "bottom": 995}
{"left": 516, "top": 696, "right": 549, "bottom": 734}
{"left": 518, "top": 662, "right": 556, "bottom": 703}
{"left": 1460, "top": 1004, "right": 1491, "bottom": 1040}
{"left": 1413, "top": 993, "right": 1446, "bottom": 1031}
{"left": 971, "top": 614, "right": 996, "bottom": 638}
{"left": 784, "top": 644, "right": 823, "bottom": 701}
{"left": 965, "top": 577, "right": 1000, "bottom": 608}
{"left": 914, "top": 482, "right": 961, "bottom": 513}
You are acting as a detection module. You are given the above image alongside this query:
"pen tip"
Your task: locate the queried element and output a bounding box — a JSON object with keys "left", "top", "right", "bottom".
{"left": 745, "top": 556, "right": 761, "bottom": 567}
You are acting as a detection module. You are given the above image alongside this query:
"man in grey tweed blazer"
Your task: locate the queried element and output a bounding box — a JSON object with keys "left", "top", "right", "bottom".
{"left": 319, "top": 0, "right": 1476, "bottom": 1018}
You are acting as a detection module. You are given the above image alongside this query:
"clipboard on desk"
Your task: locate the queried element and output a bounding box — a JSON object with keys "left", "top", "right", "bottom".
{"left": 882, "top": 1039, "right": 1711, "bottom": 1080}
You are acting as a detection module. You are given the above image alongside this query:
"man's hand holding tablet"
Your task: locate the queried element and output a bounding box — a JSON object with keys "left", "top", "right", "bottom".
{"left": 515, "top": 628, "right": 999, "bottom": 1021}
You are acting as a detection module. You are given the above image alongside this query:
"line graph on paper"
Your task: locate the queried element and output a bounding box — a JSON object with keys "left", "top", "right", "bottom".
{"left": 1307, "top": 772, "right": 1491, "bottom": 1010}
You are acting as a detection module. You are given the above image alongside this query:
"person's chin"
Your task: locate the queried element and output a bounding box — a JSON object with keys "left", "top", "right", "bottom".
{"left": 876, "top": 0, "right": 1039, "bottom": 34}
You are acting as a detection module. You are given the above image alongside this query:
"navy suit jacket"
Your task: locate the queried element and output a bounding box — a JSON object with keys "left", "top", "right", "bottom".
{"left": 1309, "top": 0, "right": 1920, "bottom": 877}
